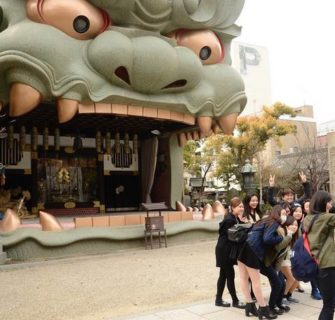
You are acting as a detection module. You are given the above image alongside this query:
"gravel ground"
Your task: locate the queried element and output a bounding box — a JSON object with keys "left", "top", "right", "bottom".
{"left": 0, "top": 240, "right": 226, "bottom": 320}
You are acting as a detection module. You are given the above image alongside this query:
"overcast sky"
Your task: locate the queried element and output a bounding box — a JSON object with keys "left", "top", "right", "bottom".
{"left": 236, "top": 0, "right": 335, "bottom": 124}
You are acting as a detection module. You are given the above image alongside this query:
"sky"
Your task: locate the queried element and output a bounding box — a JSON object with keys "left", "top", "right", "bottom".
{"left": 236, "top": 0, "right": 335, "bottom": 124}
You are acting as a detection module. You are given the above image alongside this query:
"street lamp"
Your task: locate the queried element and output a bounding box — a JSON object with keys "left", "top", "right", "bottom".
{"left": 241, "top": 159, "right": 257, "bottom": 195}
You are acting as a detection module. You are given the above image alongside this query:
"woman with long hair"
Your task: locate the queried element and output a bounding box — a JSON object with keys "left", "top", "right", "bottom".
{"left": 243, "top": 193, "right": 263, "bottom": 223}
{"left": 280, "top": 205, "right": 301, "bottom": 304}
{"left": 237, "top": 205, "right": 284, "bottom": 319}
{"left": 301, "top": 198, "right": 322, "bottom": 300}
{"left": 243, "top": 193, "right": 263, "bottom": 301}
{"left": 260, "top": 210, "right": 298, "bottom": 315}
{"left": 303, "top": 190, "right": 334, "bottom": 320}
{"left": 215, "top": 197, "right": 246, "bottom": 309}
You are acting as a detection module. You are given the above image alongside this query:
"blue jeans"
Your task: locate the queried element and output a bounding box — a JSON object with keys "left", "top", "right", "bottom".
{"left": 317, "top": 267, "right": 335, "bottom": 320}
{"left": 311, "top": 278, "right": 319, "bottom": 292}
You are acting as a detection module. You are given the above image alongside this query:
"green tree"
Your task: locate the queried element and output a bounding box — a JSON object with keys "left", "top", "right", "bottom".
{"left": 214, "top": 102, "right": 297, "bottom": 184}
{"left": 183, "top": 139, "right": 216, "bottom": 196}
{"left": 183, "top": 102, "right": 297, "bottom": 197}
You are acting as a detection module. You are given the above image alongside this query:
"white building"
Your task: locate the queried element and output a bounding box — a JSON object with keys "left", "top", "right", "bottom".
{"left": 231, "top": 41, "right": 272, "bottom": 116}
{"left": 318, "top": 120, "right": 335, "bottom": 136}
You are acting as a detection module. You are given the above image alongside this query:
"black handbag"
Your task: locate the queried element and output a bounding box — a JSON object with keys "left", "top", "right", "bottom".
{"left": 228, "top": 223, "right": 253, "bottom": 243}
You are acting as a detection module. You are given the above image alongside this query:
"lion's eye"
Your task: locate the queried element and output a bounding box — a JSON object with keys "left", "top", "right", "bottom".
{"left": 199, "top": 46, "right": 212, "bottom": 61}
{"left": 27, "top": 0, "right": 110, "bottom": 40}
{"left": 169, "top": 30, "right": 224, "bottom": 65}
{"left": 73, "top": 16, "right": 90, "bottom": 34}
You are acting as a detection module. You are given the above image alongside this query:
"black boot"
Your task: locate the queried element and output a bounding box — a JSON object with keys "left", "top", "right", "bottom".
{"left": 269, "top": 307, "right": 284, "bottom": 315}
{"left": 215, "top": 299, "right": 230, "bottom": 307}
{"left": 258, "top": 306, "right": 277, "bottom": 319}
{"left": 245, "top": 302, "right": 258, "bottom": 317}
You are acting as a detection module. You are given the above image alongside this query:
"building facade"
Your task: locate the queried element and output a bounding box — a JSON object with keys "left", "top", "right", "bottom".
{"left": 231, "top": 41, "right": 272, "bottom": 116}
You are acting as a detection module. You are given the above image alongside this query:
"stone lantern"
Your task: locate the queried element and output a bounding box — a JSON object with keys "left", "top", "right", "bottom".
{"left": 241, "top": 159, "right": 257, "bottom": 195}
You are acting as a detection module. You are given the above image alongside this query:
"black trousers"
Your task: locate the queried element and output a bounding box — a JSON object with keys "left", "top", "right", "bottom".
{"left": 216, "top": 262, "right": 238, "bottom": 303}
{"left": 260, "top": 263, "right": 285, "bottom": 308}
{"left": 317, "top": 267, "right": 335, "bottom": 320}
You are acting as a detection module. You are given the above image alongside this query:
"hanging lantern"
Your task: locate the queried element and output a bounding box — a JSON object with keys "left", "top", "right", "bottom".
{"left": 54, "top": 128, "right": 60, "bottom": 151}
{"left": 133, "top": 134, "right": 138, "bottom": 154}
{"left": 114, "top": 132, "right": 120, "bottom": 154}
{"left": 43, "top": 127, "right": 49, "bottom": 150}
{"left": 124, "top": 133, "right": 130, "bottom": 154}
{"left": 7, "top": 125, "right": 14, "bottom": 150}
{"left": 105, "top": 132, "right": 111, "bottom": 155}
{"left": 96, "top": 130, "right": 102, "bottom": 153}
{"left": 19, "top": 126, "right": 26, "bottom": 152}
{"left": 31, "top": 127, "right": 38, "bottom": 151}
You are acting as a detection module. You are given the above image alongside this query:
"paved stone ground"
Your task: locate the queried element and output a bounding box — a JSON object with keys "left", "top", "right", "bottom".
{"left": 112, "top": 286, "right": 321, "bottom": 320}
{"left": 0, "top": 240, "right": 322, "bottom": 320}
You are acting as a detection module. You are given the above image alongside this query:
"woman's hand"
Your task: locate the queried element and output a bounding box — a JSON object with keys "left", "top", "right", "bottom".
{"left": 269, "top": 174, "right": 275, "bottom": 187}
{"left": 299, "top": 171, "right": 307, "bottom": 183}
{"left": 239, "top": 215, "right": 248, "bottom": 223}
{"left": 287, "top": 224, "right": 298, "bottom": 235}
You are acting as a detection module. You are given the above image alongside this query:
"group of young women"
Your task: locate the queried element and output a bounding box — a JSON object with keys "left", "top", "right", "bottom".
{"left": 215, "top": 184, "right": 334, "bottom": 320}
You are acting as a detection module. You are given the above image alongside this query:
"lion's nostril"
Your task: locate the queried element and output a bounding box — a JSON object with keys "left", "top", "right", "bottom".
{"left": 115, "top": 66, "right": 130, "bottom": 85}
{"left": 0, "top": 7, "right": 8, "bottom": 33}
{"left": 163, "top": 79, "right": 187, "bottom": 89}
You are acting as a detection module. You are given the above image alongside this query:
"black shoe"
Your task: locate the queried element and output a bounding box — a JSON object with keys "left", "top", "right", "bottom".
{"left": 258, "top": 306, "right": 277, "bottom": 319}
{"left": 215, "top": 300, "right": 231, "bottom": 307}
{"left": 233, "top": 300, "right": 246, "bottom": 309}
{"left": 245, "top": 302, "right": 258, "bottom": 317}
{"left": 277, "top": 304, "right": 290, "bottom": 312}
{"left": 269, "top": 307, "right": 284, "bottom": 315}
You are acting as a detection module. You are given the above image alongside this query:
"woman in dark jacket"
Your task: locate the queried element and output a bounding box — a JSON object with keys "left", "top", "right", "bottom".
{"left": 267, "top": 172, "right": 311, "bottom": 209}
{"left": 215, "top": 197, "right": 246, "bottom": 309}
{"left": 237, "top": 206, "right": 284, "bottom": 319}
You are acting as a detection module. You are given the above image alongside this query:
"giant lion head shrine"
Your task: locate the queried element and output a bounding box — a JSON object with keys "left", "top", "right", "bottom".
{"left": 0, "top": 0, "right": 246, "bottom": 261}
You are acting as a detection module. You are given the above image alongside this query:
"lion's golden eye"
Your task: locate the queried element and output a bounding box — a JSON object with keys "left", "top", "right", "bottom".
{"left": 27, "top": 0, "right": 110, "bottom": 40}
{"left": 169, "top": 29, "right": 224, "bottom": 65}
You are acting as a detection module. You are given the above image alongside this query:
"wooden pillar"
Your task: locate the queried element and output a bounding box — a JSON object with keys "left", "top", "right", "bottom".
{"left": 97, "top": 153, "right": 105, "bottom": 213}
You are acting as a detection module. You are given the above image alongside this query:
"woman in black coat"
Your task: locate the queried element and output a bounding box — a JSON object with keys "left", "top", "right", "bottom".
{"left": 215, "top": 197, "right": 246, "bottom": 308}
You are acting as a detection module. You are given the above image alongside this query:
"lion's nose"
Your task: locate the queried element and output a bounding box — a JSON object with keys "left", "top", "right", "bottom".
{"left": 88, "top": 31, "right": 203, "bottom": 94}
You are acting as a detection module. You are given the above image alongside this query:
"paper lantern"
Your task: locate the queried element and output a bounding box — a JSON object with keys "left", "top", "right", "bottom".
{"left": 114, "top": 132, "right": 120, "bottom": 154}
{"left": 54, "top": 128, "right": 60, "bottom": 151}
{"left": 96, "top": 130, "right": 102, "bottom": 153}
{"left": 105, "top": 132, "right": 111, "bottom": 155}
{"left": 19, "top": 126, "right": 26, "bottom": 152}
{"left": 133, "top": 134, "right": 138, "bottom": 153}
{"left": 43, "top": 127, "right": 49, "bottom": 150}
{"left": 124, "top": 133, "right": 130, "bottom": 154}
{"left": 7, "top": 125, "right": 14, "bottom": 150}
{"left": 31, "top": 126, "right": 38, "bottom": 151}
